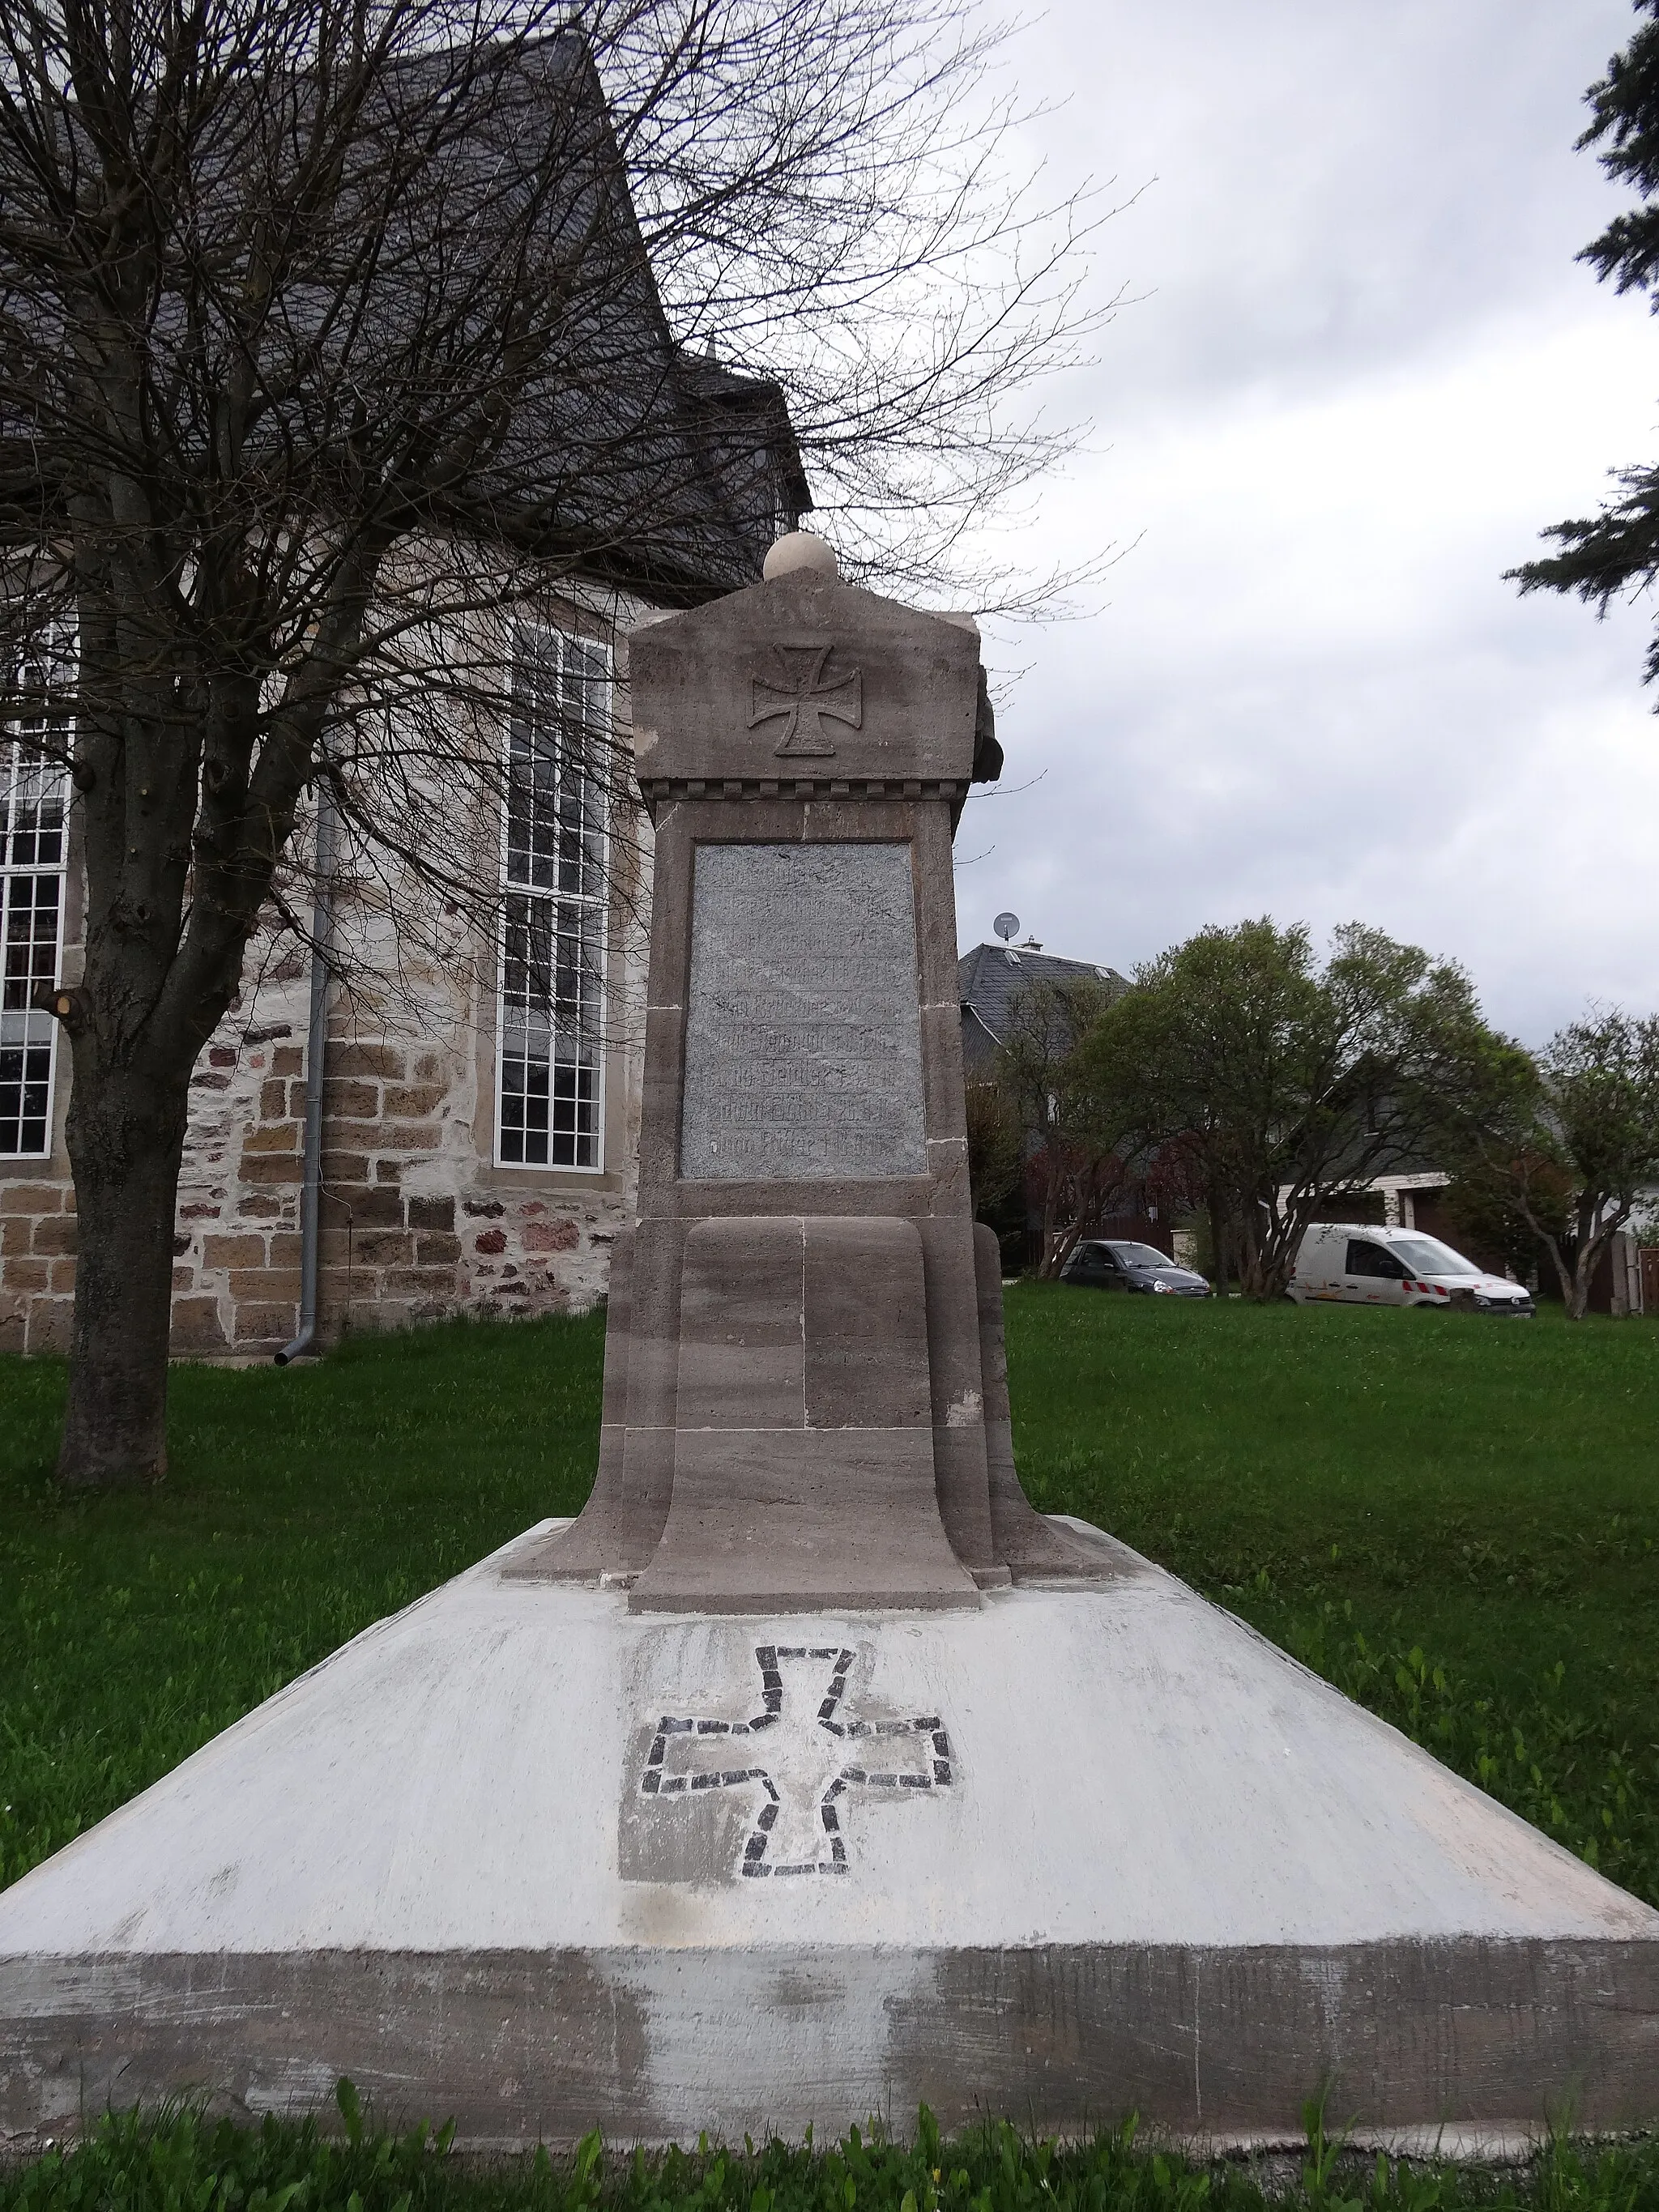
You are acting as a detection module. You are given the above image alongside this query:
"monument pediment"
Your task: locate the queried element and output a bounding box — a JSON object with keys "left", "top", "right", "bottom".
{"left": 629, "top": 571, "right": 979, "bottom": 786}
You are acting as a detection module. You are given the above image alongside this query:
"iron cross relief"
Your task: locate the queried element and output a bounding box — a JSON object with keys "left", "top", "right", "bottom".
{"left": 747, "top": 643, "right": 864, "bottom": 758}
{"left": 639, "top": 1644, "right": 953, "bottom": 1877}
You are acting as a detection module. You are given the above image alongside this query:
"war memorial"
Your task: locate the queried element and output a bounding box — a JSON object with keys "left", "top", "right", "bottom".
{"left": 1, "top": 537, "right": 1656, "bottom": 2149}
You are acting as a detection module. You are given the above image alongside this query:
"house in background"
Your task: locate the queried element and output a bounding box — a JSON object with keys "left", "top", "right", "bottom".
{"left": 957, "top": 936, "right": 1180, "bottom": 1268}
{"left": 0, "top": 55, "right": 809, "bottom": 1361}
{"left": 958, "top": 937, "right": 1128, "bottom": 1077}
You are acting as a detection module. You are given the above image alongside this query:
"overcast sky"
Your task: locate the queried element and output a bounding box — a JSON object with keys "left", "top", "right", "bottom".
{"left": 953, "top": 0, "right": 1658, "bottom": 1045}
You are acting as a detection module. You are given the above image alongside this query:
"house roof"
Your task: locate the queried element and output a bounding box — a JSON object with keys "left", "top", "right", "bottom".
{"left": 0, "top": 32, "right": 809, "bottom": 606}
{"left": 957, "top": 942, "right": 1130, "bottom": 1053}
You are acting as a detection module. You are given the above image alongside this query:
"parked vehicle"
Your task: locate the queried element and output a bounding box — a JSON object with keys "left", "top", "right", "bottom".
{"left": 1286, "top": 1223, "right": 1533, "bottom": 1315}
{"left": 1060, "top": 1240, "right": 1213, "bottom": 1297}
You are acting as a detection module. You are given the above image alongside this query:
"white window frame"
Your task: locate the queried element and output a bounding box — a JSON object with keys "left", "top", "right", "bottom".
{"left": 2, "top": 637, "right": 73, "bottom": 1160}
{"left": 493, "top": 623, "right": 611, "bottom": 1174}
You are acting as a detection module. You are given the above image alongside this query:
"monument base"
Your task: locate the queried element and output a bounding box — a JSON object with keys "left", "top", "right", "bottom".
{"left": 2, "top": 1520, "right": 1656, "bottom": 2152}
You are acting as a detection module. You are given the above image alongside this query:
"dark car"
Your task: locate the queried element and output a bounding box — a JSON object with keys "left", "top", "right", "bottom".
{"left": 1060, "top": 1240, "right": 1212, "bottom": 1298}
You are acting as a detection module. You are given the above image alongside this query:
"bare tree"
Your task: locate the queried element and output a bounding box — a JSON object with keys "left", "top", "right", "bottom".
{"left": 0, "top": 0, "right": 1103, "bottom": 1486}
{"left": 990, "top": 974, "right": 1120, "bottom": 1276}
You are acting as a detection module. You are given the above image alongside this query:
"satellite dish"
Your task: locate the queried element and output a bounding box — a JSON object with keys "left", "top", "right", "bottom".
{"left": 993, "top": 911, "right": 1020, "bottom": 943}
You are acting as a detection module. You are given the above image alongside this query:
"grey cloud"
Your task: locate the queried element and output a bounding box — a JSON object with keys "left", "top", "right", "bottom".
{"left": 959, "top": 0, "right": 1658, "bottom": 1042}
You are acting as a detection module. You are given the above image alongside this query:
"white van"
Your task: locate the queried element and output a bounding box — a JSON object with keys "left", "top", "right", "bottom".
{"left": 1287, "top": 1223, "right": 1533, "bottom": 1315}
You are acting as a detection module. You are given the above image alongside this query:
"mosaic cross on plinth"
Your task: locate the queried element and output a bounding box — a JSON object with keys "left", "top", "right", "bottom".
{"left": 639, "top": 1645, "right": 953, "bottom": 1877}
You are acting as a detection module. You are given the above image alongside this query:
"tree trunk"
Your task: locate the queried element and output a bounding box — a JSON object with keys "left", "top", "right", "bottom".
{"left": 56, "top": 1055, "right": 190, "bottom": 1488}
{"left": 1237, "top": 1209, "right": 1277, "bottom": 1301}
{"left": 1568, "top": 1231, "right": 1612, "bottom": 1321}
{"left": 1208, "top": 1191, "right": 1228, "bottom": 1296}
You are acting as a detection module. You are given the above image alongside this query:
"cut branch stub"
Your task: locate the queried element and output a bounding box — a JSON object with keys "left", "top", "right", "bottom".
{"left": 32, "top": 981, "right": 83, "bottom": 1029}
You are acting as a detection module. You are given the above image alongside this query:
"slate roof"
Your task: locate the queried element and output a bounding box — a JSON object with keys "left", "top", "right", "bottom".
{"left": 0, "top": 32, "right": 810, "bottom": 605}
{"left": 958, "top": 942, "right": 1130, "bottom": 1060}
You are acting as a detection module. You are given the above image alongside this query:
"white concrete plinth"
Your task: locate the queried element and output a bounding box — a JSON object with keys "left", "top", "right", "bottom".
{"left": 2, "top": 1520, "right": 1656, "bottom": 2149}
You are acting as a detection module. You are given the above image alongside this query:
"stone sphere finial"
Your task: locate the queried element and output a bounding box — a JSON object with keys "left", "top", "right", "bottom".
{"left": 763, "top": 530, "right": 838, "bottom": 582}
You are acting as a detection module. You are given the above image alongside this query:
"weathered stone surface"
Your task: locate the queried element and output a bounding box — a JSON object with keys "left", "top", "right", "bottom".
{"left": 4, "top": 1526, "right": 1657, "bottom": 2150}
{"left": 631, "top": 571, "right": 979, "bottom": 790}
{"left": 629, "top": 1218, "right": 975, "bottom": 1613}
{"left": 679, "top": 845, "right": 926, "bottom": 1183}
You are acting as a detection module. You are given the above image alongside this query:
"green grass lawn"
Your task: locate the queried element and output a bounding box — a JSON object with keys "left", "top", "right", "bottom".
{"left": 2, "top": 1291, "right": 1657, "bottom": 1903}
{"left": 0, "top": 1315, "right": 604, "bottom": 1890}
{"left": 6, "top": 2090, "right": 1659, "bottom": 2212}
{"left": 1006, "top": 1287, "right": 1659, "bottom": 1899}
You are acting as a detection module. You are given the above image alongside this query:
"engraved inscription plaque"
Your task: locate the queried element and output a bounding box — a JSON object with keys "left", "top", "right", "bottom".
{"left": 680, "top": 843, "right": 927, "bottom": 1180}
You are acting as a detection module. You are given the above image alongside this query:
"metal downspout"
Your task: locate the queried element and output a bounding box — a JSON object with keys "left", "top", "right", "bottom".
{"left": 275, "top": 776, "right": 336, "bottom": 1366}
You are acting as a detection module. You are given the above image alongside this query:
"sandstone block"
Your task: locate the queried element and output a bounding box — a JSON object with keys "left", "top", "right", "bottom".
{"left": 49, "top": 1259, "right": 76, "bottom": 1293}
{"left": 271, "top": 1046, "right": 304, "bottom": 1076}
{"left": 240, "top": 1157, "right": 304, "bottom": 1187}
{"left": 233, "top": 1301, "right": 297, "bottom": 1344}
{"left": 203, "top": 1234, "right": 266, "bottom": 1269}
{"left": 381, "top": 1121, "right": 441, "bottom": 1150}
{"left": 322, "top": 1079, "right": 380, "bottom": 1119}
{"left": 348, "top": 1298, "right": 413, "bottom": 1332}
{"left": 25, "top": 1298, "right": 72, "bottom": 1354}
{"left": 170, "top": 1294, "right": 228, "bottom": 1352}
{"left": 331, "top": 1043, "right": 407, "bottom": 1080}
{"left": 229, "top": 1268, "right": 302, "bottom": 1301}
{"left": 328, "top": 1184, "right": 403, "bottom": 1228}
{"left": 383, "top": 1084, "right": 446, "bottom": 1118}
{"left": 3, "top": 1257, "right": 49, "bottom": 1292}
{"left": 416, "top": 1234, "right": 462, "bottom": 1265}
{"left": 407, "top": 1196, "right": 455, "bottom": 1232}
{"left": 1, "top": 1184, "right": 60, "bottom": 1213}
{"left": 386, "top": 1266, "right": 459, "bottom": 1295}
{"left": 522, "top": 1218, "right": 579, "bottom": 1253}
{"left": 259, "top": 1080, "right": 288, "bottom": 1120}
{"left": 31, "top": 1217, "right": 77, "bottom": 1256}
{"left": 354, "top": 1230, "right": 414, "bottom": 1266}
{"left": 241, "top": 1125, "right": 298, "bottom": 1155}
{"left": 325, "top": 1119, "right": 384, "bottom": 1147}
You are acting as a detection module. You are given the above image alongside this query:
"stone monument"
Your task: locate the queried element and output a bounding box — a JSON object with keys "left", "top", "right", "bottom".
{"left": 2, "top": 539, "right": 1657, "bottom": 2151}
{"left": 503, "top": 529, "right": 1111, "bottom": 1611}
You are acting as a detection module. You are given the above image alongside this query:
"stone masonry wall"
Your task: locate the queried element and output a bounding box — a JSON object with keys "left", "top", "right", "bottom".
{"left": 162, "top": 920, "right": 638, "bottom": 1357}
{"left": 2, "top": 592, "right": 650, "bottom": 1360}
{"left": 0, "top": 1174, "right": 76, "bottom": 1357}
{"left": 3, "top": 899, "right": 643, "bottom": 1360}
